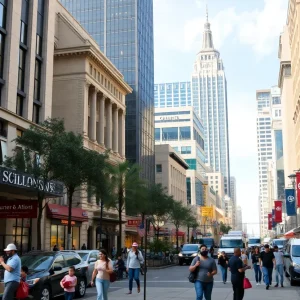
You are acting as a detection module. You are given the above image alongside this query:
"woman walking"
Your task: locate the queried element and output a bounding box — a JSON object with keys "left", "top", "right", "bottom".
{"left": 91, "top": 249, "right": 113, "bottom": 300}
{"left": 189, "top": 244, "right": 217, "bottom": 300}
{"left": 252, "top": 247, "right": 262, "bottom": 285}
{"left": 126, "top": 242, "right": 144, "bottom": 294}
{"left": 218, "top": 251, "right": 229, "bottom": 284}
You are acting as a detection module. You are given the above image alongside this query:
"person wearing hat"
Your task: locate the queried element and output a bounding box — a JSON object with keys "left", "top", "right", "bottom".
{"left": 126, "top": 242, "right": 144, "bottom": 294}
{"left": 0, "top": 243, "right": 21, "bottom": 300}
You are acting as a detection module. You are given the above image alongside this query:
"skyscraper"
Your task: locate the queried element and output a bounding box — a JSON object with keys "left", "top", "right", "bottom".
{"left": 256, "top": 86, "right": 282, "bottom": 236}
{"left": 60, "top": 0, "right": 155, "bottom": 182}
{"left": 155, "top": 13, "right": 231, "bottom": 195}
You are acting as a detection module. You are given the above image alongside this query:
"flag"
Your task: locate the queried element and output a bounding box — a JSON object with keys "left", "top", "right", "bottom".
{"left": 272, "top": 209, "right": 276, "bottom": 228}
{"left": 268, "top": 213, "right": 272, "bottom": 230}
{"left": 274, "top": 200, "right": 282, "bottom": 223}
{"left": 285, "top": 188, "right": 296, "bottom": 216}
{"left": 296, "top": 172, "right": 300, "bottom": 207}
{"left": 137, "top": 223, "right": 145, "bottom": 237}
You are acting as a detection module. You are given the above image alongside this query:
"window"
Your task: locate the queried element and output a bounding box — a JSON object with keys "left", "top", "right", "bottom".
{"left": 181, "top": 146, "right": 191, "bottom": 154}
{"left": 20, "top": 0, "right": 29, "bottom": 45}
{"left": 53, "top": 255, "right": 66, "bottom": 269}
{"left": 162, "top": 127, "right": 178, "bottom": 141}
{"left": 155, "top": 128, "right": 160, "bottom": 141}
{"left": 16, "top": 95, "right": 23, "bottom": 116}
{"left": 32, "top": 104, "right": 40, "bottom": 124}
{"left": 64, "top": 254, "right": 80, "bottom": 267}
{"left": 156, "top": 164, "right": 162, "bottom": 173}
{"left": 180, "top": 127, "right": 191, "bottom": 140}
{"left": 34, "top": 60, "right": 41, "bottom": 101}
{"left": 0, "top": 139, "right": 7, "bottom": 165}
{"left": 18, "top": 48, "right": 26, "bottom": 92}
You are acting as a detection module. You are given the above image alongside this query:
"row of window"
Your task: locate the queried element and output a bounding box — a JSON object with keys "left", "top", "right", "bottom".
{"left": 155, "top": 127, "right": 191, "bottom": 141}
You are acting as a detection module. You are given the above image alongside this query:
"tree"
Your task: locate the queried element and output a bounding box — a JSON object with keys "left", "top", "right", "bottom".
{"left": 185, "top": 214, "right": 199, "bottom": 243}
{"left": 106, "top": 161, "right": 142, "bottom": 254}
{"left": 4, "top": 119, "right": 65, "bottom": 250}
{"left": 169, "top": 201, "right": 191, "bottom": 250}
{"left": 50, "top": 131, "right": 91, "bottom": 250}
{"left": 220, "top": 222, "right": 232, "bottom": 234}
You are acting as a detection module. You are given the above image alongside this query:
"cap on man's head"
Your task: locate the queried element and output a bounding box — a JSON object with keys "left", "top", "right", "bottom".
{"left": 4, "top": 244, "right": 17, "bottom": 251}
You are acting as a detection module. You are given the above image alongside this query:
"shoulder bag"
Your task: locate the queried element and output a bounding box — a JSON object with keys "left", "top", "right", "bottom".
{"left": 243, "top": 277, "right": 252, "bottom": 289}
{"left": 188, "top": 257, "right": 200, "bottom": 283}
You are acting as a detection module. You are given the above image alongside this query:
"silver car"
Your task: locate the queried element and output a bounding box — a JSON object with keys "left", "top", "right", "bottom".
{"left": 75, "top": 250, "right": 99, "bottom": 283}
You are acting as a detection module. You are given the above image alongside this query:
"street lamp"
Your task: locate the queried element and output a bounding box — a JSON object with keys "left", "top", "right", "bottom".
{"left": 288, "top": 173, "right": 298, "bottom": 228}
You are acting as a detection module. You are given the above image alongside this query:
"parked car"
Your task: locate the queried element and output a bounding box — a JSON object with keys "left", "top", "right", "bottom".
{"left": 270, "top": 238, "right": 287, "bottom": 251}
{"left": 20, "top": 250, "right": 88, "bottom": 300}
{"left": 178, "top": 244, "right": 199, "bottom": 266}
{"left": 75, "top": 250, "right": 99, "bottom": 283}
{"left": 283, "top": 239, "right": 300, "bottom": 286}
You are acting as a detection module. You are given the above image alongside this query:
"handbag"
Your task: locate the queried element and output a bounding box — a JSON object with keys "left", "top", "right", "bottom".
{"left": 188, "top": 257, "right": 200, "bottom": 283}
{"left": 16, "top": 281, "right": 29, "bottom": 299}
{"left": 110, "top": 272, "right": 117, "bottom": 283}
{"left": 243, "top": 277, "right": 252, "bottom": 289}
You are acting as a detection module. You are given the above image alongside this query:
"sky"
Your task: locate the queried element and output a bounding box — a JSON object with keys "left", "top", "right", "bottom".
{"left": 153, "top": 0, "right": 289, "bottom": 235}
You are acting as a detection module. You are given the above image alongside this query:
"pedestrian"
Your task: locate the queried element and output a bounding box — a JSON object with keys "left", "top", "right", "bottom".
{"left": 20, "top": 266, "right": 28, "bottom": 282}
{"left": 91, "top": 249, "right": 113, "bottom": 300}
{"left": 218, "top": 251, "right": 229, "bottom": 284}
{"left": 122, "top": 246, "right": 127, "bottom": 260}
{"left": 241, "top": 250, "right": 248, "bottom": 265}
{"left": 259, "top": 244, "right": 275, "bottom": 290}
{"left": 228, "top": 248, "right": 251, "bottom": 300}
{"left": 0, "top": 244, "right": 21, "bottom": 300}
{"left": 189, "top": 244, "right": 217, "bottom": 300}
{"left": 273, "top": 245, "right": 284, "bottom": 287}
{"left": 115, "top": 255, "right": 126, "bottom": 279}
{"left": 81, "top": 243, "right": 87, "bottom": 250}
{"left": 111, "top": 245, "right": 116, "bottom": 259}
{"left": 209, "top": 245, "right": 214, "bottom": 258}
{"left": 53, "top": 244, "right": 59, "bottom": 251}
{"left": 251, "top": 247, "right": 262, "bottom": 285}
{"left": 60, "top": 266, "right": 77, "bottom": 300}
{"left": 72, "top": 245, "right": 76, "bottom": 250}
{"left": 126, "top": 242, "right": 144, "bottom": 295}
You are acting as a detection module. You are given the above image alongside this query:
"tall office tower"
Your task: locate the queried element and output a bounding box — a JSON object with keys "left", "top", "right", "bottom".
{"left": 256, "top": 86, "right": 281, "bottom": 237}
{"left": 230, "top": 177, "right": 237, "bottom": 229}
{"left": 155, "top": 14, "right": 231, "bottom": 195}
{"left": 60, "top": 0, "right": 155, "bottom": 182}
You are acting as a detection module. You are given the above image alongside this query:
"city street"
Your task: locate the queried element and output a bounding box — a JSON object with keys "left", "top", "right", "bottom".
{"left": 81, "top": 265, "right": 300, "bottom": 299}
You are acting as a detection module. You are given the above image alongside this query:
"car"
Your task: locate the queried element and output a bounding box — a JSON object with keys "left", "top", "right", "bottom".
{"left": 178, "top": 244, "right": 199, "bottom": 266}
{"left": 20, "top": 250, "right": 88, "bottom": 300}
{"left": 270, "top": 239, "right": 287, "bottom": 252}
{"left": 75, "top": 250, "right": 99, "bottom": 284}
{"left": 283, "top": 239, "right": 300, "bottom": 286}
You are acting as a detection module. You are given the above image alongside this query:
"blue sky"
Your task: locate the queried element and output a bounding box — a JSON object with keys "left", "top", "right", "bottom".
{"left": 153, "top": 0, "right": 288, "bottom": 235}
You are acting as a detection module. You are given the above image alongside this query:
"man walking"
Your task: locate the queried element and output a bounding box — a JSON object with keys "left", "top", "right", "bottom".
{"left": 273, "top": 245, "right": 284, "bottom": 287}
{"left": 259, "top": 244, "right": 275, "bottom": 290}
{"left": 228, "top": 248, "right": 251, "bottom": 300}
{"left": 0, "top": 244, "right": 21, "bottom": 300}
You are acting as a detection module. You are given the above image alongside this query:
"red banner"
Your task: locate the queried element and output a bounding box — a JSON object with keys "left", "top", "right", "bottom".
{"left": 274, "top": 201, "right": 282, "bottom": 223}
{"left": 268, "top": 213, "right": 272, "bottom": 230}
{"left": 0, "top": 200, "right": 37, "bottom": 218}
{"left": 296, "top": 172, "right": 300, "bottom": 207}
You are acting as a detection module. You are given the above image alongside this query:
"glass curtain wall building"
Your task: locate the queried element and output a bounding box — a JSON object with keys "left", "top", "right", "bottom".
{"left": 60, "top": 0, "right": 155, "bottom": 183}
{"left": 155, "top": 15, "right": 231, "bottom": 195}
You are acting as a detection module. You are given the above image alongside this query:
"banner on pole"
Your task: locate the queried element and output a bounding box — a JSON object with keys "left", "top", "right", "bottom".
{"left": 274, "top": 200, "right": 282, "bottom": 223}
{"left": 285, "top": 188, "right": 296, "bottom": 216}
{"left": 296, "top": 172, "right": 300, "bottom": 207}
{"left": 268, "top": 213, "right": 272, "bottom": 230}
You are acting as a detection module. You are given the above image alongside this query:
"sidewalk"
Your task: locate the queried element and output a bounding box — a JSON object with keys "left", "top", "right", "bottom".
{"left": 85, "top": 286, "right": 300, "bottom": 300}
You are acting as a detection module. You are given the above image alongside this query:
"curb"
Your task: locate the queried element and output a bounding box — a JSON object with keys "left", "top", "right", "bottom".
{"left": 147, "top": 264, "right": 177, "bottom": 270}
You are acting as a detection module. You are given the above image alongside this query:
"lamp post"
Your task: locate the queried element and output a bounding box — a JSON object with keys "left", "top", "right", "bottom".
{"left": 288, "top": 173, "right": 298, "bottom": 228}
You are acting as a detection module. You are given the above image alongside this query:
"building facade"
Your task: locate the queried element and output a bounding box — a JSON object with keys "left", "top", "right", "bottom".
{"left": 256, "top": 86, "right": 282, "bottom": 237}
{"left": 235, "top": 205, "right": 243, "bottom": 231}
{"left": 59, "top": 0, "right": 155, "bottom": 183}
{"left": 154, "top": 14, "right": 231, "bottom": 196}
{"left": 230, "top": 177, "right": 237, "bottom": 229}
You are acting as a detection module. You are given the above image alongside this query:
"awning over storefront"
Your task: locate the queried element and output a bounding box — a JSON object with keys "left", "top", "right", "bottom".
{"left": 284, "top": 229, "right": 296, "bottom": 238}
{"left": 47, "top": 204, "right": 88, "bottom": 222}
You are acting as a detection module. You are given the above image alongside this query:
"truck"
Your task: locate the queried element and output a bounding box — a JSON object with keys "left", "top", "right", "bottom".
{"left": 247, "top": 236, "right": 261, "bottom": 251}
{"left": 218, "top": 232, "right": 246, "bottom": 258}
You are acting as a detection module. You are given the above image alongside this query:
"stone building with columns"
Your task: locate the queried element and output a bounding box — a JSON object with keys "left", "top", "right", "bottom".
{"left": 49, "top": 2, "right": 132, "bottom": 251}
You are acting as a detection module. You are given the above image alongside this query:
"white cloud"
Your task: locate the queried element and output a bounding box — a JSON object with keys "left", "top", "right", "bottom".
{"left": 155, "top": 0, "right": 287, "bottom": 57}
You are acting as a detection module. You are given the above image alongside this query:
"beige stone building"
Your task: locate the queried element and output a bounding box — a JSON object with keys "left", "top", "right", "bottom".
{"left": 155, "top": 144, "right": 189, "bottom": 243}
{"left": 0, "top": 0, "right": 131, "bottom": 252}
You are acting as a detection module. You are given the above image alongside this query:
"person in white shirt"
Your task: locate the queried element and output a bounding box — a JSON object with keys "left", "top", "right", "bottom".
{"left": 273, "top": 245, "right": 284, "bottom": 287}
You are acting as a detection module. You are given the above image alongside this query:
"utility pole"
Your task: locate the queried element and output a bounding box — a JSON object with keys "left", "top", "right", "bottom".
{"left": 144, "top": 218, "right": 150, "bottom": 300}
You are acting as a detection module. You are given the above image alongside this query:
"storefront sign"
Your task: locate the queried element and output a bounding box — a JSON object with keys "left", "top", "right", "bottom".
{"left": 127, "top": 219, "right": 141, "bottom": 227}
{"left": 0, "top": 167, "right": 63, "bottom": 197}
{"left": 61, "top": 220, "right": 75, "bottom": 226}
{"left": 201, "top": 206, "right": 213, "bottom": 217}
{"left": 0, "top": 200, "right": 38, "bottom": 218}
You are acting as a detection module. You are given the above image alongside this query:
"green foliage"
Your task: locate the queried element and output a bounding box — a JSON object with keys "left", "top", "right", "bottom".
{"left": 220, "top": 222, "right": 232, "bottom": 234}
{"left": 148, "top": 239, "right": 172, "bottom": 253}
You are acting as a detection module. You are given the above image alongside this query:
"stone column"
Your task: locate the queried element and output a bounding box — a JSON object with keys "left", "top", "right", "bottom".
{"left": 113, "top": 107, "right": 119, "bottom": 152}
{"left": 106, "top": 100, "right": 112, "bottom": 149}
{"left": 98, "top": 96, "right": 105, "bottom": 145}
{"left": 83, "top": 82, "right": 90, "bottom": 136}
{"left": 118, "top": 110, "right": 123, "bottom": 155}
{"left": 121, "top": 111, "right": 125, "bottom": 157}
{"left": 90, "top": 87, "right": 97, "bottom": 141}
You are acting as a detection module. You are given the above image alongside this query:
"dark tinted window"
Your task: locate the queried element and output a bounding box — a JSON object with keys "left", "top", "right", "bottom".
{"left": 53, "top": 255, "right": 66, "bottom": 269}
{"left": 292, "top": 245, "right": 300, "bottom": 257}
{"left": 64, "top": 254, "right": 81, "bottom": 267}
{"left": 78, "top": 252, "right": 88, "bottom": 261}
{"left": 21, "top": 254, "right": 54, "bottom": 271}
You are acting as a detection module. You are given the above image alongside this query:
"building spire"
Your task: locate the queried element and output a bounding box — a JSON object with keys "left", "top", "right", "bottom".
{"left": 201, "top": 6, "right": 214, "bottom": 51}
